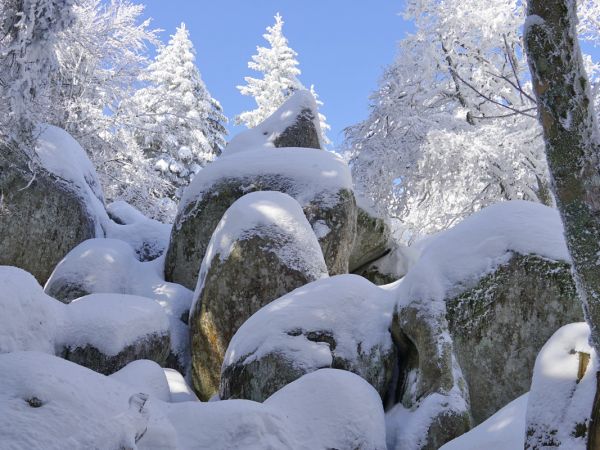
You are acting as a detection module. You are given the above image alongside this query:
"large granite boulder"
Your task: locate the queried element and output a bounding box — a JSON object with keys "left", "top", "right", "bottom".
{"left": 165, "top": 147, "right": 356, "bottom": 289}
{"left": 190, "top": 191, "right": 328, "bottom": 400}
{"left": 446, "top": 253, "right": 580, "bottom": 424}
{"left": 0, "top": 125, "right": 106, "bottom": 284}
{"left": 385, "top": 200, "right": 578, "bottom": 448}
{"left": 219, "top": 275, "right": 395, "bottom": 403}
{"left": 44, "top": 238, "right": 193, "bottom": 374}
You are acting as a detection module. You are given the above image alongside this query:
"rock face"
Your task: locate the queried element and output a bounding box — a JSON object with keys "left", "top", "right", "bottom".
{"left": 349, "top": 205, "right": 391, "bottom": 272}
{"left": 219, "top": 275, "right": 395, "bottom": 403}
{"left": 190, "top": 192, "right": 328, "bottom": 400}
{"left": 0, "top": 127, "right": 105, "bottom": 284}
{"left": 386, "top": 302, "right": 472, "bottom": 450}
{"left": 61, "top": 333, "right": 169, "bottom": 376}
{"left": 165, "top": 147, "right": 356, "bottom": 289}
{"left": 272, "top": 106, "right": 320, "bottom": 149}
{"left": 446, "top": 253, "right": 581, "bottom": 425}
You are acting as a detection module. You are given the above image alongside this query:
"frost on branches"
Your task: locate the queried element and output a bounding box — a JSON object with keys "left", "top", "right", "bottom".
{"left": 235, "top": 13, "right": 330, "bottom": 145}
{"left": 127, "top": 23, "right": 228, "bottom": 200}
{"left": 0, "top": 0, "right": 76, "bottom": 144}
{"left": 344, "top": 0, "right": 598, "bottom": 242}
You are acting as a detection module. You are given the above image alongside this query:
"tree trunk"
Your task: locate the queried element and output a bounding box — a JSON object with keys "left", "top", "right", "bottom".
{"left": 524, "top": 0, "right": 600, "bottom": 447}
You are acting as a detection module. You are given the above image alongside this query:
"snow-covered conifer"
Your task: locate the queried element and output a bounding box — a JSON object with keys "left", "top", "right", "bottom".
{"left": 128, "top": 23, "right": 227, "bottom": 198}
{"left": 235, "top": 13, "right": 331, "bottom": 145}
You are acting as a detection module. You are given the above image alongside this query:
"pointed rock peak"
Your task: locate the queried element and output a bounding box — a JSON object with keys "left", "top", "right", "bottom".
{"left": 224, "top": 89, "right": 323, "bottom": 155}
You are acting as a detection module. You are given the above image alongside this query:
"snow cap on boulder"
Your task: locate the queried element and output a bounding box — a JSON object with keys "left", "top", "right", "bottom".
{"left": 224, "top": 89, "right": 323, "bottom": 155}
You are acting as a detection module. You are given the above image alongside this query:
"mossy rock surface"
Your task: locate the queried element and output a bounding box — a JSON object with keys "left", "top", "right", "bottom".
{"left": 165, "top": 176, "right": 356, "bottom": 289}
{"left": 191, "top": 232, "right": 327, "bottom": 401}
{"left": 446, "top": 253, "right": 581, "bottom": 424}
{"left": 0, "top": 147, "right": 97, "bottom": 284}
{"left": 349, "top": 206, "right": 391, "bottom": 272}
{"left": 61, "top": 331, "right": 170, "bottom": 375}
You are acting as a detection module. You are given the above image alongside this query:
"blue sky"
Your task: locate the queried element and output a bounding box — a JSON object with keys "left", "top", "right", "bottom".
{"left": 141, "top": 1, "right": 411, "bottom": 147}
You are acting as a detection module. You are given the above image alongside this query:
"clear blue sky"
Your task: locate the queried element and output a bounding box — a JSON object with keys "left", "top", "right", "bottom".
{"left": 141, "top": 1, "right": 411, "bottom": 147}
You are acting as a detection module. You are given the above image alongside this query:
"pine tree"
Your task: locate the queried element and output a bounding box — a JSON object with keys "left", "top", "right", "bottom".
{"left": 235, "top": 13, "right": 331, "bottom": 144}
{"left": 128, "top": 23, "right": 227, "bottom": 198}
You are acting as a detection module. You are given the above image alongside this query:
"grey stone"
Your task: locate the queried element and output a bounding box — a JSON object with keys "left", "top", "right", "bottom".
{"left": 0, "top": 145, "right": 98, "bottom": 284}
{"left": 61, "top": 331, "right": 170, "bottom": 376}
{"left": 272, "top": 107, "right": 321, "bottom": 149}
{"left": 386, "top": 302, "right": 472, "bottom": 450}
{"left": 446, "top": 253, "right": 582, "bottom": 425}
{"left": 349, "top": 206, "right": 391, "bottom": 272}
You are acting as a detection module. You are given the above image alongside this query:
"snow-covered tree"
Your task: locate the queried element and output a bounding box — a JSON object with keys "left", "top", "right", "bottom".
{"left": 127, "top": 23, "right": 227, "bottom": 199}
{"left": 236, "top": 13, "right": 331, "bottom": 144}
{"left": 48, "top": 0, "right": 173, "bottom": 219}
{"left": 344, "top": 0, "right": 598, "bottom": 242}
{"left": 0, "top": 0, "right": 76, "bottom": 145}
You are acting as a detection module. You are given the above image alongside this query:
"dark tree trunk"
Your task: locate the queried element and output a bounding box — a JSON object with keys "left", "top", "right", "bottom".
{"left": 524, "top": 0, "right": 600, "bottom": 447}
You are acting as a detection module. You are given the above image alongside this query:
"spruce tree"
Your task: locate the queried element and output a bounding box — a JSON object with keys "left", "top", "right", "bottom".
{"left": 129, "top": 23, "right": 227, "bottom": 198}
{"left": 236, "top": 13, "right": 331, "bottom": 144}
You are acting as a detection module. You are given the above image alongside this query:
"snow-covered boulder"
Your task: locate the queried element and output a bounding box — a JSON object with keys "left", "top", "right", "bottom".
{"left": 190, "top": 192, "right": 328, "bottom": 400}
{"left": 0, "top": 266, "right": 171, "bottom": 375}
{"left": 525, "top": 323, "right": 597, "bottom": 449}
{"left": 220, "top": 275, "right": 395, "bottom": 402}
{"left": 411, "top": 201, "right": 580, "bottom": 424}
{"left": 105, "top": 200, "right": 171, "bottom": 261}
{"left": 382, "top": 200, "right": 581, "bottom": 447}
{"left": 224, "top": 90, "right": 323, "bottom": 155}
{"left": 263, "top": 369, "right": 387, "bottom": 450}
{"left": 349, "top": 202, "right": 392, "bottom": 272}
{"left": 0, "top": 125, "right": 107, "bottom": 283}
{"left": 109, "top": 360, "right": 172, "bottom": 402}
{"left": 61, "top": 293, "right": 170, "bottom": 375}
{"left": 44, "top": 238, "right": 192, "bottom": 373}
{"left": 166, "top": 147, "right": 355, "bottom": 289}
{"left": 0, "top": 266, "right": 63, "bottom": 355}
